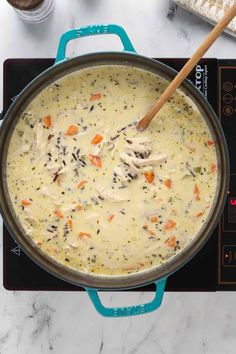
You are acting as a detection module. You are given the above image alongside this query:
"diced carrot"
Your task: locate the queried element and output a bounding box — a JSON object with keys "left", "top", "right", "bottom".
{"left": 21, "top": 199, "right": 31, "bottom": 206}
{"left": 165, "top": 236, "right": 176, "bottom": 248}
{"left": 90, "top": 93, "right": 102, "bottom": 101}
{"left": 91, "top": 134, "right": 103, "bottom": 145}
{"left": 211, "top": 163, "right": 217, "bottom": 173}
{"left": 194, "top": 183, "right": 201, "bottom": 201}
{"left": 43, "top": 115, "right": 52, "bottom": 128}
{"left": 196, "top": 211, "right": 204, "bottom": 218}
{"left": 89, "top": 154, "right": 102, "bottom": 168}
{"left": 75, "top": 204, "right": 83, "bottom": 211}
{"left": 67, "top": 219, "right": 73, "bottom": 230}
{"left": 107, "top": 214, "right": 115, "bottom": 222}
{"left": 144, "top": 171, "right": 155, "bottom": 183}
{"left": 54, "top": 210, "right": 64, "bottom": 219}
{"left": 164, "top": 179, "right": 172, "bottom": 189}
{"left": 65, "top": 125, "right": 79, "bottom": 136}
{"left": 77, "top": 180, "right": 88, "bottom": 189}
{"left": 164, "top": 219, "right": 176, "bottom": 230}
{"left": 143, "top": 223, "right": 155, "bottom": 235}
{"left": 194, "top": 184, "right": 200, "bottom": 195}
{"left": 148, "top": 229, "right": 156, "bottom": 236}
{"left": 79, "top": 232, "right": 91, "bottom": 238}
{"left": 150, "top": 216, "right": 158, "bottom": 223}
{"left": 207, "top": 140, "right": 215, "bottom": 146}
{"left": 35, "top": 239, "right": 43, "bottom": 245}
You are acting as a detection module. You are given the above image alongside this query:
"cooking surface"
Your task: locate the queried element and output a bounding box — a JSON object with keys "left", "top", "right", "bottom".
{"left": 2, "top": 57, "right": 236, "bottom": 291}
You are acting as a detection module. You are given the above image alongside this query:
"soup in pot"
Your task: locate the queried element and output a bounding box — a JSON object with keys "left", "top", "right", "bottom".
{"left": 6, "top": 65, "right": 219, "bottom": 275}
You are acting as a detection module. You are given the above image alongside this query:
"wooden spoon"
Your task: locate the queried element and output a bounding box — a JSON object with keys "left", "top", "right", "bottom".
{"left": 137, "top": 2, "right": 236, "bottom": 131}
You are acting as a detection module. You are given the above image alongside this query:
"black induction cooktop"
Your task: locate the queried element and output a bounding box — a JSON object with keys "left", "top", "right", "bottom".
{"left": 2, "top": 58, "right": 236, "bottom": 291}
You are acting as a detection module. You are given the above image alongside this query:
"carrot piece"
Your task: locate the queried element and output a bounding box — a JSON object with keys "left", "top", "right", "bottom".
{"left": 75, "top": 204, "right": 83, "bottom": 211}
{"left": 107, "top": 214, "right": 115, "bottom": 222}
{"left": 207, "top": 140, "right": 215, "bottom": 146}
{"left": 194, "top": 183, "right": 201, "bottom": 201}
{"left": 79, "top": 232, "right": 91, "bottom": 238}
{"left": 90, "top": 93, "right": 102, "bottom": 101}
{"left": 77, "top": 180, "right": 88, "bottom": 189}
{"left": 54, "top": 210, "right": 64, "bottom": 219}
{"left": 148, "top": 229, "right": 156, "bottom": 236}
{"left": 164, "top": 179, "right": 172, "bottom": 189}
{"left": 165, "top": 236, "right": 176, "bottom": 248}
{"left": 164, "top": 219, "right": 176, "bottom": 230}
{"left": 89, "top": 154, "right": 102, "bottom": 168}
{"left": 35, "top": 239, "right": 43, "bottom": 246}
{"left": 150, "top": 216, "right": 158, "bottom": 223}
{"left": 211, "top": 163, "right": 217, "bottom": 173}
{"left": 91, "top": 134, "right": 103, "bottom": 145}
{"left": 67, "top": 219, "right": 73, "bottom": 230}
{"left": 194, "top": 184, "right": 200, "bottom": 195}
{"left": 143, "top": 223, "right": 156, "bottom": 235}
{"left": 65, "top": 125, "right": 78, "bottom": 136}
{"left": 196, "top": 211, "right": 204, "bottom": 218}
{"left": 144, "top": 171, "right": 155, "bottom": 183}
{"left": 43, "top": 115, "right": 52, "bottom": 128}
{"left": 21, "top": 199, "right": 31, "bottom": 206}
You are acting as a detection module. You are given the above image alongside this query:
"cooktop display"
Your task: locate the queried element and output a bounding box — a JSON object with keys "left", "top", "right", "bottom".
{"left": 1, "top": 58, "right": 236, "bottom": 291}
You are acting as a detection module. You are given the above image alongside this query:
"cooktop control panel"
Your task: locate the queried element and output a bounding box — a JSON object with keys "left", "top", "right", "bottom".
{"left": 218, "top": 60, "right": 236, "bottom": 288}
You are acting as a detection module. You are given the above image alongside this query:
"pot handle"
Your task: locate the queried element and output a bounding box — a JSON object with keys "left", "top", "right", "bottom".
{"left": 85, "top": 278, "right": 167, "bottom": 317}
{"left": 55, "top": 24, "right": 136, "bottom": 64}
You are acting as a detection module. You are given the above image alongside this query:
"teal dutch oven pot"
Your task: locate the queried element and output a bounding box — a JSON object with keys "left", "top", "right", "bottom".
{"left": 0, "top": 24, "right": 229, "bottom": 317}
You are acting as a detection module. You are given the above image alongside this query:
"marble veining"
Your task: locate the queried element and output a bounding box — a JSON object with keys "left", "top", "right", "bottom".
{"left": 167, "top": 1, "right": 178, "bottom": 21}
{"left": 0, "top": 0, "right": 236, "bottom": 353}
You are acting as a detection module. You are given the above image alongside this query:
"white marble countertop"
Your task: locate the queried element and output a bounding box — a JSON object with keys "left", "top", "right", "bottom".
{"left": 0, "top": 1, "right": 236, "bottom": 353}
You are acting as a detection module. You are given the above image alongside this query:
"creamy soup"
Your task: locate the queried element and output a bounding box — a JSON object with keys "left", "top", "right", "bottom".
{"left": 6, "top": 65, "right": 218, "bottom": 275}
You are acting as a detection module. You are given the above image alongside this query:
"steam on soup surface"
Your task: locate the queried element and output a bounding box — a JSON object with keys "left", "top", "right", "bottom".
{"left": 6, "top": 65, "right": 218, "bottom": 275}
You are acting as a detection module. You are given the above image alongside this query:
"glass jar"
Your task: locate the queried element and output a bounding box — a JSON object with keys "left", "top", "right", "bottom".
{"left": 7, "top": 0, "right": 54, "bottom": 23}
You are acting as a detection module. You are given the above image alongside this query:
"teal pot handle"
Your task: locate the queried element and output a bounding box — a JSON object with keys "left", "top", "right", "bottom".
{"left": 55, "top": 24, "right": 136, "bottom": 64}
{"left": 86, "top": 278, "right": 167, "bottom": 317}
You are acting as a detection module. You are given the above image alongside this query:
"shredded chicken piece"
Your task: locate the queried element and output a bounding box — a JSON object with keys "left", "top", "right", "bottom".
{"left": 92, "top": 138, "right": 106, "bottom": 155}
{"left": 120, "top": 152, "right": 167, "bottom": 171}
{"left": 119, "top": 152, "right": 140, "bottom": 175}
{"left": 114, "top": 135, "right": 167, "bottom": 183}
{"left": 67, "top": 237, "right": 80, "bottom": 249}
{"left": 125, "top": 137, "right": 152, "bottom": 155}
{"left": 130, "top": 153, "right": 167, "bottom": 167}
{"left": 125, "top": 142, "right": 151, "bottom": 155}
{"left": 96, "top": 186, "right": 128, "bottom": 202}
{"left": 114, "top": 166, "right": 127, "bottom": 183}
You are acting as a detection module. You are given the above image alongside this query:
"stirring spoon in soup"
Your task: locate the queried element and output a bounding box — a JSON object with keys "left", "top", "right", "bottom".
{"left": 137, "top": 3, "right": 236, "bottom": 131}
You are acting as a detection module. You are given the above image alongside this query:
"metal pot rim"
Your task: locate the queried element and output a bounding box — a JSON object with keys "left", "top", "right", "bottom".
{"left": 0, "top": 52, "right": 230, "bottom": 289}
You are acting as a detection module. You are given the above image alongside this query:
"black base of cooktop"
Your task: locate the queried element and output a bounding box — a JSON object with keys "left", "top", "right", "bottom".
{"left": 2, "top": 57, "right": 236, "bottom": 291}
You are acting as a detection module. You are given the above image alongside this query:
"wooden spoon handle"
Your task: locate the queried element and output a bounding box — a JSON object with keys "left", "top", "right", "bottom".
{"left": 137, "top": 2, "right": 236, "bottom": 131}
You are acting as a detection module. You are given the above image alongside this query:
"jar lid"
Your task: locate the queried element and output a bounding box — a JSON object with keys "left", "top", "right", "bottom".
{"left": 7, "top": 0, "right": 44, "bottom": 10}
